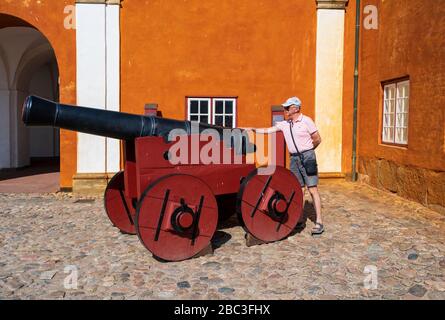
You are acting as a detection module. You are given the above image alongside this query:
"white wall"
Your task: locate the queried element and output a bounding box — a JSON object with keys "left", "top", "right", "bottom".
{"left": 0, "top": 46, "right": 10, "bottom": 168}
{"left": 314, "top": 9, "right": 345, "bottom": 173}
{"left": 105, "top": 4, "right": 121, "bottom": 173}
{"left": 76, "top": 3, "right": 120, "bottom": 174}
{"left": 12, "top": 90, "right": 30, "bottom": 167}
{"left": 0, "top": 90, "right": 11, "bottom": 168}
{"left": 28, "top": 63, "right": 59, "bottom": 158}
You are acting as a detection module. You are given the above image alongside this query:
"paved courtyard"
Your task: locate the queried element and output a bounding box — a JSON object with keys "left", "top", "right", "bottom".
{"left": 0, "top": 180, "right": 444, "bottom": 300}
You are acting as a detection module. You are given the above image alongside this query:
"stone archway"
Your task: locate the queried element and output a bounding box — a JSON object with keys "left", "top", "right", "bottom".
{"left": 0, "top": 15, "right": 60, "bottom": 192}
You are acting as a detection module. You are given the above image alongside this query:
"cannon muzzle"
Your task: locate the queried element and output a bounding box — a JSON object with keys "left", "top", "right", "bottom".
{"left": 22, "top": 96, "right": 255, "bottom": 152}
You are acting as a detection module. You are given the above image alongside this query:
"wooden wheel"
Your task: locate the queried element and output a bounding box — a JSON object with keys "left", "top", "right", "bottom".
{"left": 104, "top": 171, "right": 136, "bottom": 235}
{"left": 135, "top": 174, "right": 218, "bottom": 261}
{"left": 237, "top": 167, "right": 303, "bottom": 242}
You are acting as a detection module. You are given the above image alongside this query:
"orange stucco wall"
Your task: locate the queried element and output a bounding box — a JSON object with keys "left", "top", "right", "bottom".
{"left": 342, "top": 0, "right": 357, "bottom": 175}
{"left": 120, "top": 0, "right": 317, "bottom": 129}
{"left": 358, "top": 0, "right": 445, "bottom": 171}
{"left": 0, "top": 0, "right": 77, "bottom": 188}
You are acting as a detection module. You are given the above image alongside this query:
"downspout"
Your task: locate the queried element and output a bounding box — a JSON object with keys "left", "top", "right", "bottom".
{"left": 351, "top": 0, "right": 361, "bottom": 181}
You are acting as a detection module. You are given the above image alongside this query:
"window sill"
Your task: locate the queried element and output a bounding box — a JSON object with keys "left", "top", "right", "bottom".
{"left": 379, "top": 143, "right": 408, "bottom": 150}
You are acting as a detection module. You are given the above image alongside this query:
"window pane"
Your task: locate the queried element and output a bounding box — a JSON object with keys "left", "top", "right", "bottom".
{"left": 225, "top": 101, "right": 233, "bottom": 114}
{"left": 397, "top": 81, "right": 409, "bottom": 98}
{"left": 395, "top": 127, "right": 408, "bottom": 145}
{"left": 190, "top": 115, "right": 199, "bottom": 122}
{"left": 200, "top": 101, "right": 209, "bottom": 114}
{"left": 397, "top": 98, "right": 405, "bottom": 113}
{"left": 190, "top": 100, "right": 199, "bottom": 114}
{"left": 225, "top": 116, "right": 233, "bottom": 128}
{"left": 390, "top": 86, "right": 395, "bottom": 99}
{"left": 215, "top": 100, "right": 224, "bottom": 114}
{"left": 396, "top": 113, "right": 402, "bottom": 128}
{"left": 383, "top": 128, "right": 390, "bottom": 142}
{"left": 200, "top": 116, "right": 209, "bottom": 124}
{"left": 215, "top": 116, "right": 224, "bottom": 126}
{"left": 383, "top": 115, "right": 388, "bottom": 127}
{"left": 395, "top": 128, "right": 402, "bottom": 143}
{"left": 403, "top": 128, "right": 408, "bottom": 144}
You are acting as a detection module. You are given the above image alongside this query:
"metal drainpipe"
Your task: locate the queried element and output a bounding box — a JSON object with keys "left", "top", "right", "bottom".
{"left": 352, "top": 0, "right": 361, "bottom": 182}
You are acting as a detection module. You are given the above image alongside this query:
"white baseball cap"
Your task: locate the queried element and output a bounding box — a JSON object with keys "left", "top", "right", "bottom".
{"left": 282, "top": 96, "right": 302, "bottom": 108}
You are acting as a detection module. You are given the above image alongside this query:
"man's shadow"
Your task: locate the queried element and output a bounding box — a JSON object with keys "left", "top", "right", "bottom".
{"left": 290, "top": 199, "right": 317, "bottom": 236}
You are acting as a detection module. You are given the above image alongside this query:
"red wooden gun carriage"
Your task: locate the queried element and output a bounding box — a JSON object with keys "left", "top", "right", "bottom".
{"left": 23, "top": 96, "right": 303, "bottom": 261}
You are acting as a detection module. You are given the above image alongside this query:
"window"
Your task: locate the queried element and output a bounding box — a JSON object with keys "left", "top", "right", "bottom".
{"left": 382, "top": 80, "right": 409, "bottom": 145}
{"left": 188, "top": 98, "right": 210, "bottom": 124}
{"left": 187, "top": 98, "right": 237, "bottom": 128}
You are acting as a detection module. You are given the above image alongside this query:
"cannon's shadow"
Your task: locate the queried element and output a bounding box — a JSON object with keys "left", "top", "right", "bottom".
{"left": 217, "top": 199, "right": 317, "bottom": 235}
{"left": 217, "top": 214, "right": 239, "bottom": 229}
{"left": 211, "top": 230, "right": 232, "bottom": 250}
{"left": 289, "top": 200, "right": 317, "bottom": 236}
{"left": 211, "top": 214, "right": 236, "bottom": 250}
{"left": 152, "top": 200, "right": 315, "bottom": 262}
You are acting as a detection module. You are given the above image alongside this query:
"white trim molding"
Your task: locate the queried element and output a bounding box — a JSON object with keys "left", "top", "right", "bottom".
{"left": 316, "top": 0, "right": 349, "bottom": 10}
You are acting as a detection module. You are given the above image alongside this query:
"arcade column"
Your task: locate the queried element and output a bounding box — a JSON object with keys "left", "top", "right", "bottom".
{"left": 314, "top": 0, "right": 348, "bottom": 175}
{"left": 74, "top": 0, "right": 121, "bottom": 194}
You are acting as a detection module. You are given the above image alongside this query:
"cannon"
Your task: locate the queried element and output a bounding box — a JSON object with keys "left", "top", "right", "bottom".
{"left": 22, "top": 95, "right": 303, "bottom": 261}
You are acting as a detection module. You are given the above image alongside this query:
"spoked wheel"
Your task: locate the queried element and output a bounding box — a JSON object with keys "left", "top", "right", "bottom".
{"left": 104, "top": 171, "right": 136, "bottom": 235}
{"left": 236, "top": 166, "right": 303, "bottom": 242}
{"left": 135, "top": 174, "right": 218, "bottom": 262}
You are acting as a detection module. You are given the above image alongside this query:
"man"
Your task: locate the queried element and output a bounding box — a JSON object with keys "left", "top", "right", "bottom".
{"left": 245, "top": 96, "right": 324, "bottom": 235}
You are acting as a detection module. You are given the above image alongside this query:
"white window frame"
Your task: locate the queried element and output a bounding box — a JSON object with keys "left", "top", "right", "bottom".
{"left": 212, "top": 98, "right": 237, "bottom": 128}
{"left": 187, "top": 98, "right": 211, "bottom": 123}
{"left": 187, "top": 97, "right": 237, "bottom": 128}
{"left": 382, "top": 80, "right": 409, "bottom": 145}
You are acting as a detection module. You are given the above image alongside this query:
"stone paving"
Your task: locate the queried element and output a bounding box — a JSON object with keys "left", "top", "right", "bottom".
{"left": 0, "top": 180, "right": 444, "bottom": 300}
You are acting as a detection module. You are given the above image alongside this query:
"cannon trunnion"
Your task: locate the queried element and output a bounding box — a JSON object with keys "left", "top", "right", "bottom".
{"left": 23, "top": 95, "right": 304, "bottom": 261}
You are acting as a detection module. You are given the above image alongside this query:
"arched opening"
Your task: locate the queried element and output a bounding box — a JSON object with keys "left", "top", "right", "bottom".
{"left": 0, "top": 14, "right": 59, "bottom": 192}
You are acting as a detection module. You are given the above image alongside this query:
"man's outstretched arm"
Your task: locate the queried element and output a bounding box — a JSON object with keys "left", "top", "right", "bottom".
{"left": 242, "top": 127, "right": 280, "bottom": 134}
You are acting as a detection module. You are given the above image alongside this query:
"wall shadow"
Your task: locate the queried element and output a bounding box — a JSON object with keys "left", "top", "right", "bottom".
{"left": 0, "top": 157, "right": 59, "bottom": 181}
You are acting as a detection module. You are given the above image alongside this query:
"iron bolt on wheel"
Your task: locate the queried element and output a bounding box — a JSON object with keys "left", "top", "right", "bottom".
{"left": 237, "top": 166, "right": 303, "bottom": 242}
{"left": 135, "top": 174, "right": 218, "bottom": 262}
{"left": 104, "top": 171, "right": 136, "bottom": 235}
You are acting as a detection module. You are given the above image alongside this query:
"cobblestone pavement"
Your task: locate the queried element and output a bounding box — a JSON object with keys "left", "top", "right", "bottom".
{"left": 0, "top": 180, "right": 444, "bottom": 300}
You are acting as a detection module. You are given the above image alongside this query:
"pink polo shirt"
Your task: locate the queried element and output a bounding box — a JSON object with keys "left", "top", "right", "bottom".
{"left": 274, "top": 114, "right": 318, "bottom": 153}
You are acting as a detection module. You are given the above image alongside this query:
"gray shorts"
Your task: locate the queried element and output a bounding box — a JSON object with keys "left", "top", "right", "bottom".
{"left": 290, "top": 150, "right": 319, "bottom": 188}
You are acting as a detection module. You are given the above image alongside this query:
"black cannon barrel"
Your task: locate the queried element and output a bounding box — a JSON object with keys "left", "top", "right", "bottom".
{"left": 22, "top": 96, "right": 254, "bottom": 152}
